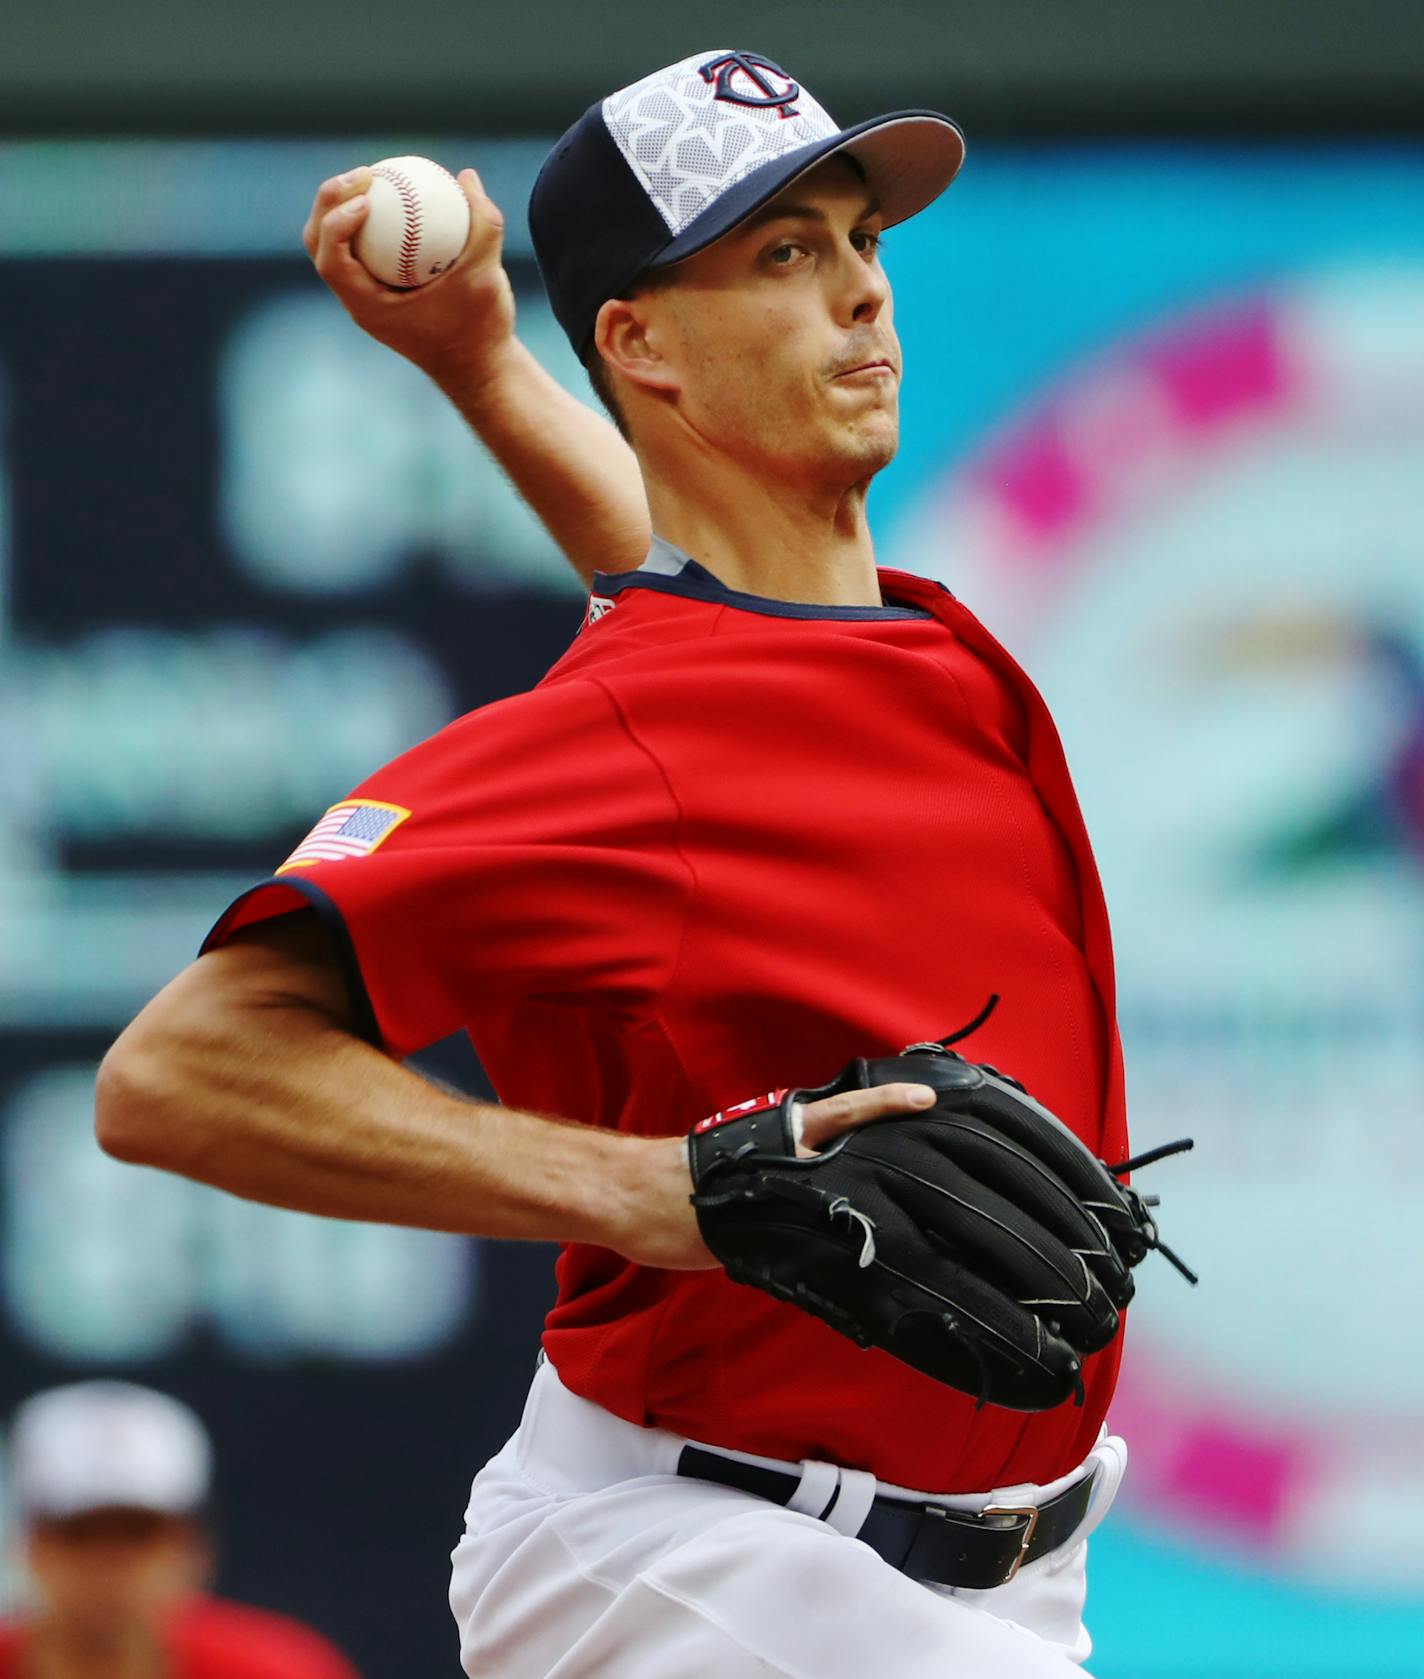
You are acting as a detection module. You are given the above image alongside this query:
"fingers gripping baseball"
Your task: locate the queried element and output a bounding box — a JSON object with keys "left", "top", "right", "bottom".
{"left": 313, "top": 184, "right": 379, "bottom": 295}
{"left": 457, "top": 168, "right": 506, "bottom": 271}
{"left": 301, "top": 161, "right": 515, "bottom": 378}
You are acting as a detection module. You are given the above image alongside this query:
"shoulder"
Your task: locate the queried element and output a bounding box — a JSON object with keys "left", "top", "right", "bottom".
{"left": 169, "top": 1596, "right": 359, "bottom": 1679}
{"left": 460, "top": 673, "right": 623, "bottom": 739}
{"left": 436, "top": 675, "right": 623, "bottom": 751}
{"left": 354, "top": 676, "right": 634, "bottom": 802}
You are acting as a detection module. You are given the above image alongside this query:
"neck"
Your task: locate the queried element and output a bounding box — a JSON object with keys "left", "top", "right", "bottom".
{"left": 637, "top": 444, "right": 882, "bottom": 607}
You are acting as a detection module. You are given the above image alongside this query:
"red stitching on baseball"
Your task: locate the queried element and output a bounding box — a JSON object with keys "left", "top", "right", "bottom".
{"left": 372, "top": 164, "right": 424, "bottom": 287}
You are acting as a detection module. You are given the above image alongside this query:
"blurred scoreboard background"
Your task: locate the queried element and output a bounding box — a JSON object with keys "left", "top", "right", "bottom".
{"left": 1, "top": 68, "right": 1423, "bottom": 1679}
{"left": 0, "top": 137, "right": 591, "bottom": 1676}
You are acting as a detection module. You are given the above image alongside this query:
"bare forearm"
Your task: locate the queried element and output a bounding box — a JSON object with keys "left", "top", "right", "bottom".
{"left": 438, "top": 338, "right": 651, "bottom": 587}
{"left": 96, "top": 976, "right": 675, "bottom": 1257}
{"left": 96, "top": 921, "right": 941, "bottom": 1272}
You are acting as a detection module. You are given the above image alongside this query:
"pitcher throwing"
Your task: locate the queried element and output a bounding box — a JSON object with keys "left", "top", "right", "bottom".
{"left": 100, "top": 48, "right": 1192, "bottom": 1678}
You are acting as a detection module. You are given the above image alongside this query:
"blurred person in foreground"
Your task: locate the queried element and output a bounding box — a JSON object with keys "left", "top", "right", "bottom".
{"left": 0, "top": 1382, "right": 359, "bottom": 1679}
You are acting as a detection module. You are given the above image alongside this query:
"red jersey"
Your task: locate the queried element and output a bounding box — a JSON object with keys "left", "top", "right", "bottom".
{"left": 0, "top": 1597, "right": 359, "bottom": 1679}
{"left": 205, "top": 557, "right": 1126, "bottom": 1493}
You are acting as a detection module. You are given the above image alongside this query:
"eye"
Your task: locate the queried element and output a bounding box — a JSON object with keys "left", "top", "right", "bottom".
{"left": 768, "top": 242, "right": 804, "bottom": 266}
{"left": 851, "top": 228, "right": 885, "bottom": 257}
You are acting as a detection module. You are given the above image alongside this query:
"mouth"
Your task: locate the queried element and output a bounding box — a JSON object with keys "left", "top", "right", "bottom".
{"left": 832, "top": 359, "right": 897, "bottom": 382}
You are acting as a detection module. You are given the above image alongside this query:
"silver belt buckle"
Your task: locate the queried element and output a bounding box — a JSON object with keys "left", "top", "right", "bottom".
{"left": 980, "top": 1503, "right": 1040, "bottom": 1583}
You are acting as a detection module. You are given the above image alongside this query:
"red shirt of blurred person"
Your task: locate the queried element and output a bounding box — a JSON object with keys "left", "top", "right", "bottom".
{"left": 0, "top": 1594, "right": 358, "bottom": 1679}
{"left": 0, "top": 1508, "right": 359, "bottom": 1679}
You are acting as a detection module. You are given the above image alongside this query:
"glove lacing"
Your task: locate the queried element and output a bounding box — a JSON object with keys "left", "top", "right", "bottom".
{"left": 827, "top": 1196, "right": 878, "bottom": 1267}
{"left": 1104, "top": 1139, "right": 1200, "bottom": 1285}
{"left": 910, "top": 997, "right": 1201, "bottom": 1288}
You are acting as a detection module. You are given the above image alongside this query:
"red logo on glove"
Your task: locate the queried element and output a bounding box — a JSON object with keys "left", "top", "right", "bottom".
{"left": 693, "top": 1090, "right": 788, "bottom": 1134}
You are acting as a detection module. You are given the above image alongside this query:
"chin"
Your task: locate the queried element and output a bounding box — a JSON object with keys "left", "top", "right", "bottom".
{"left": 841, "top": 414, "right": 899, "bottom": 478}
{"left": 760, "top": 403, "right": 898, "bottom": 485}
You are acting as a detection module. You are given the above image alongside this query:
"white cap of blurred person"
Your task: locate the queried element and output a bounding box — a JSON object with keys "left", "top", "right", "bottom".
{"left": 12, "top": 1381, "right": 212, "bottom": 1524}
{"left": 1, "top": 1382, "right": 359, "bottom": 1679}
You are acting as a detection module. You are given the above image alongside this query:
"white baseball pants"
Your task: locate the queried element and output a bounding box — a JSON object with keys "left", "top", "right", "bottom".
{"left": 449, "top": 1359, "right": 1128, "bottom": 1678}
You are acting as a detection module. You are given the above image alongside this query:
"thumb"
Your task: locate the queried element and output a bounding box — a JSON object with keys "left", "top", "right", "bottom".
{"left": 797, "top": 1082, "right": 936, "bottom": 1153}
{"left": 457, "top": 167, "right": 506, "bottom": 269}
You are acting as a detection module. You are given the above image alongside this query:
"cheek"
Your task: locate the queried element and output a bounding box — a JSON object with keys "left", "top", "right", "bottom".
{"left": 670, "top": 299, "right": 837, "bottom": 439}
{"left": 750, "top": 317, "right": 829, "bottom": 420}
{"left": 681, "top": 310, "right": 800, "bottom": 418}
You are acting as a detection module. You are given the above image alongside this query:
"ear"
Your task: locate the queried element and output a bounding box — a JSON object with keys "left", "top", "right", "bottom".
{"left": 593, "top": 296, "right": 679, "bottom": 400}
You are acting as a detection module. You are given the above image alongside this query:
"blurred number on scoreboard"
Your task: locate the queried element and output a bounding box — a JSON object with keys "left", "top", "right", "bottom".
{"left": 219, "top": 288, "right": 590, "bottom": 599}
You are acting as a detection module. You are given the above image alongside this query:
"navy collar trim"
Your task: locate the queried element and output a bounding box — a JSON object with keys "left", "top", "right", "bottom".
{"left": 590, "top": 557, "right": 934, "bottom": 622}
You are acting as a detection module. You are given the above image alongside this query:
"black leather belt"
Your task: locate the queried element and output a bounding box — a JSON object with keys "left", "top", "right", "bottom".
{"left": 677, "top": 1445, "right": 1096, "bottom": 1590}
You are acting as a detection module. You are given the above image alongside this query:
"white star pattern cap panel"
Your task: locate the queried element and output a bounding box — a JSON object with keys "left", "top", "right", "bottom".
{"left": 601, "top": 50, "right": 841, "bottom": 237}
{"left": 10, "top": 1381, "right": 213, "bottom": 1518}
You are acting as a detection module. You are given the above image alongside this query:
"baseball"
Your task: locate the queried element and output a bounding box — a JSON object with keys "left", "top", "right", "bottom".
{"left": 352, "top": 155, "right": 471, "bottom": 289}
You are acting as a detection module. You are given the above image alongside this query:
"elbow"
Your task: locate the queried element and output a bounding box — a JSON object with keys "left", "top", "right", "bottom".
{"left": 95, "top": 1023, "right": 184, "bottom": 1167}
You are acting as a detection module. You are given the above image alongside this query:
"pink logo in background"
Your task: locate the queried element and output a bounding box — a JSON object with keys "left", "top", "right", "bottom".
{"left": 894, "top": 267, "right": 1424, "bottom": 1587}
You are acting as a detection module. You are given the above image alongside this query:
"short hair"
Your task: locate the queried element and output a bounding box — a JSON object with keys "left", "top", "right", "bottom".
{"left": 580, "top": 265, "right": 678, "bottom": 442}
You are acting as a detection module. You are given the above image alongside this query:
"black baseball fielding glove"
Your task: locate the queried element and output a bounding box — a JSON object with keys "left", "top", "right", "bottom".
{"left": 688, "top": 1033, "right": 1194, "bottom": 1412}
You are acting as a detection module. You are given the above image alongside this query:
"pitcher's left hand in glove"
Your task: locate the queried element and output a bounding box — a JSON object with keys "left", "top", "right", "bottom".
{"left": 688, "top": 1038, "right": 1195, "bottom": 1412}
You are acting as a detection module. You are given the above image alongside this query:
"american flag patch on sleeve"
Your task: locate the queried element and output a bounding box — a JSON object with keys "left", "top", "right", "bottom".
{"left": 276, "top": 799, "right": 412, "bottom": 873}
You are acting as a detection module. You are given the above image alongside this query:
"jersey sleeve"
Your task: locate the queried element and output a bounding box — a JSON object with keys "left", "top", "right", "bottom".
{"left": 201, "top": 678, "right": 686, "bottom": 1060}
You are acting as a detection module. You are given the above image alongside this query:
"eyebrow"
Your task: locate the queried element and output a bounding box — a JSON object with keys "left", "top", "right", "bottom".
{"left": 739, "top": 194, "right": 883, "bottom": 235}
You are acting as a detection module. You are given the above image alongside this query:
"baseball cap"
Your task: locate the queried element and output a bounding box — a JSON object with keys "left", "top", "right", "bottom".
{"left": 8, "top": 1382, "right": 213, "bottom": 1521}
{"left": 530, "top": 49, "right": 965, "bottom": 354}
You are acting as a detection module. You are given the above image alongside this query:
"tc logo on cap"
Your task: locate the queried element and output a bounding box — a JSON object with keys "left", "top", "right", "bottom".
{"left": 699, "top": 53, "right": 801, "bottom": 120}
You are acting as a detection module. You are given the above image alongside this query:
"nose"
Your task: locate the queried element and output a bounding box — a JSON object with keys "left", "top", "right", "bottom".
{"left": 838, "top": 243, "right": 890, "bottom": 328}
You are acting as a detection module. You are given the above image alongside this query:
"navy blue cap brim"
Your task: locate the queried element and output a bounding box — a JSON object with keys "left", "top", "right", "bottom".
{"left": 647, "top": 109, "right": 965, "bottom": 272}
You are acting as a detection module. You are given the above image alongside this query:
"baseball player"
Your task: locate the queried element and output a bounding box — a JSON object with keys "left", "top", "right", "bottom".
{"left": 98, "top": 50, "right": 1191, "bottom": 1678}
{"left": 1, "top": 1382, "right": 361, "bottom": 1679}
